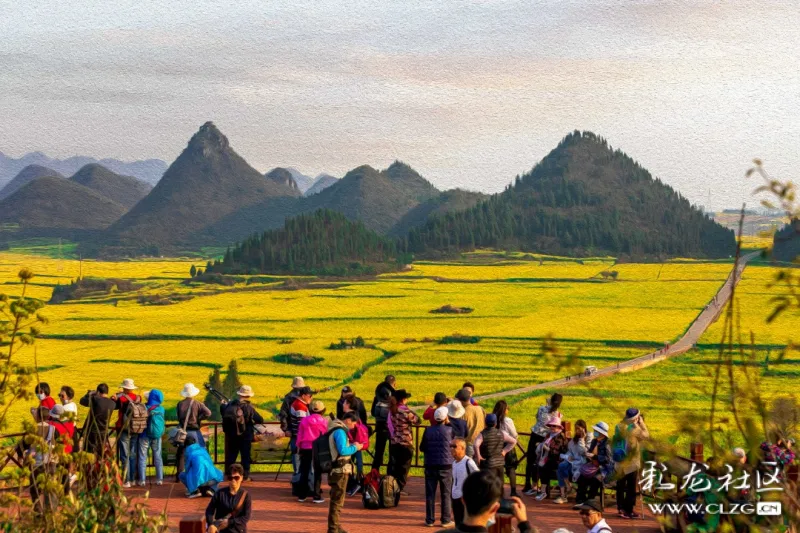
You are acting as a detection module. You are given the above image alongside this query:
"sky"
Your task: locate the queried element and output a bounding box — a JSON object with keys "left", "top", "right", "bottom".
{"left": 1, "top": 0, "right": 798, "bottom": 210}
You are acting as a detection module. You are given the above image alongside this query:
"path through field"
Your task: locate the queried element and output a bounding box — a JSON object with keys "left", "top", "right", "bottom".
{"left": 470, "top": 251, "right": 760, "bottom": 404}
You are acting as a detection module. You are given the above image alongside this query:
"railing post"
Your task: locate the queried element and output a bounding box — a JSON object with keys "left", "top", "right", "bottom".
{"left": 690, "top": 442, "right": 704, "bottom": 463}
{"left": 214, "top": 423, "right": 219, "bottom": 464}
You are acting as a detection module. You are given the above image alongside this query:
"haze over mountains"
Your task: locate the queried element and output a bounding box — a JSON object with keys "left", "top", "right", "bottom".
{"left": 0, "top": 151, "right": 167, "bottom": 187}
{"left": 1, "top": 122, "right": 736, "bottom": 259}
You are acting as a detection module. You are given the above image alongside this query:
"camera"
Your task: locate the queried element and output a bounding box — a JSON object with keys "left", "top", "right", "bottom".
{"left": 498, "top": 498, "right": 515, "bottom": 515}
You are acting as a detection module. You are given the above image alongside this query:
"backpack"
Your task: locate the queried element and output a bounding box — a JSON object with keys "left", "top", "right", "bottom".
{"left": 123, "top": 395, "right": 149, "bottom": 434}
{"left": 612, "top": 424, "right": 630, "bottom": 463}
{"left": 223, "top": 401, "right": 246, "bottom": 436}
{"left": 379, "top": 475, "right": 401, "bottom": 508}
{"left": 362, "top": 469, "right": 382, "bottom": 510}
{"left": 313, "top": 428, "right": 339, "bottom": 474}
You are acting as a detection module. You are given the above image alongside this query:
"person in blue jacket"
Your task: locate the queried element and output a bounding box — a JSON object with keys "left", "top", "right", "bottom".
{"left": 179, "top": 435, "right": 224, "bottom": 498}
{"left": 327, "top": 412, "right": 364, "bottom": 533}
{"left": 138, "top": 389, "right": 165, "bottom": 485}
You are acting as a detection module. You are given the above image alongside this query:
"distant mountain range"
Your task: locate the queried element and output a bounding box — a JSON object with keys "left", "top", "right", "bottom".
{"left": 0, "top": 151, "right": 167, "bottom": 187}
{"left": 0, "top": 123, "right": 736, "bottom": 260}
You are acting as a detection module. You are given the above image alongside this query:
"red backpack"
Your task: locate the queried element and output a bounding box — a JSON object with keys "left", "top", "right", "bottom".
{"left": 362, "top": 469, "right": 382, "bottom": 510}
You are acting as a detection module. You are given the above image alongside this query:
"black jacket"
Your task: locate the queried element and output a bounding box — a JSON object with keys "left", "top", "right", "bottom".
{"left": 79, "top": 392, "right": 116, "bottom": 440}
{"left": 220, "top": 400, "right": 264, "bottom": 441}
{"left": 371, "top": 382, "right": 395, "bottom": 423}
{"left": 205, "top": 487, "right": 251, "bottom": 533}
{"left": 278, "top": 389, "right": 299, "bottom": 433}
{"left": 336, "top": 395, "right": 368, "bottom": 424}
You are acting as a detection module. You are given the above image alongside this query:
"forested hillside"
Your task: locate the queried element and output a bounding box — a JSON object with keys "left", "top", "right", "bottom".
{"left": 406, "top": 131, "right": 735, "bottom": 259}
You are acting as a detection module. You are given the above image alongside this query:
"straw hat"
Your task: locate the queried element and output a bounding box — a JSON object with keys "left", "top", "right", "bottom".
{"left": 237, "top": 385, "right": 255, "bottom": 398}
{"left": 181, "top": 383, "right": 200, "bottom": 398}
{"left": 310, "top": 400, "right": 326, "bottom": 413}
{"left": 592, "top": 421, "right": 609, "bottom": 437}
{"left": 448, "top": 400, "right": 465, "bottom": 419}
{"left": 292, "top": 376, "right": 305, "bottom": 388}
{"left": 120, "top": 378, "right": 137, "bottom": 390}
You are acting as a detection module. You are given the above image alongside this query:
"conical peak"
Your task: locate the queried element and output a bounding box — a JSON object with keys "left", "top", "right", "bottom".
{"left": 188, "top": 121, "right": 229, "bottom": 152}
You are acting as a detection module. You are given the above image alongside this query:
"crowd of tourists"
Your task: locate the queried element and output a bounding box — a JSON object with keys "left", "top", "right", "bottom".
{"left": 18, "top": 375, "right": 798, "bottom": 533}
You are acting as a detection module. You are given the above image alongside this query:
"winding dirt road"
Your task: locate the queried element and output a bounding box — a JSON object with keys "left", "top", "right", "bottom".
{"left": 468, "top": 252, "right": 760, "bottom": 404}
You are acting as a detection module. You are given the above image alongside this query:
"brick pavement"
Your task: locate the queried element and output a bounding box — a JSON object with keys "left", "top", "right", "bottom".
{"left": 139, "top": 474, "right": 660, "bottom": 532}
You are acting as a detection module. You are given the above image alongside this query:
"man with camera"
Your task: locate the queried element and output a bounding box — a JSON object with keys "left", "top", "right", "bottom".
{"left": 440, "top": 469, "right": 532, "bottom": 533}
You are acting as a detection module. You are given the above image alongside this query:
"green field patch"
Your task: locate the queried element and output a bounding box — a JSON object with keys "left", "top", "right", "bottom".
{"left": 311, "top": 294, "right": 406, "bottom": 299}
{"left": 270, "top": 353, "right": 324, "bottom": 365}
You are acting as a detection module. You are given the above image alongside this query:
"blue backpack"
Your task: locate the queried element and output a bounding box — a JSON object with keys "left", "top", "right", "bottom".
{"left": 611, "top": 424, "right": 631, "bottom": 463}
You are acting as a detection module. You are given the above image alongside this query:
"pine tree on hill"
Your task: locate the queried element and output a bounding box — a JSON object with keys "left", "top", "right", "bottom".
{"left": 205, "top": 367, "right": 224, "bottom": 421}
{"left": 222, "top": 359, "right": 243, "bottom": 400}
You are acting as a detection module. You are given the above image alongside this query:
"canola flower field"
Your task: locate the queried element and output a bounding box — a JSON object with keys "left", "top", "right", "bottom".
{"left": 1, "top": 243, "right": 798, "bottom": 448}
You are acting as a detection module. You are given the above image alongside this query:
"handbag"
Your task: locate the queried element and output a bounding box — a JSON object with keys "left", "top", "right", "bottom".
{"left": 579, "top": 461, "right": 600, "bottom": 479}
{"left": 169, "top": 399, "right": 193, "bottom": 446}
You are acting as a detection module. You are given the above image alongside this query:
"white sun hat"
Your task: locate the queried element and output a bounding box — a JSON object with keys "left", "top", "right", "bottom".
{"left": 181, "top": 383, "right": 201, "bottom": 398}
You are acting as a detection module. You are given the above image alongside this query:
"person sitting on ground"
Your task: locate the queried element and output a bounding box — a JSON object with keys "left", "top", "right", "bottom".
{"left": 450, "top": 437, "right": 479, "bottom": 528}
{"left": 456, "top": 388, "right": 485, "bottom": 458}
{"left": 474, "top": 413, "right": 516, "bottom": 486}
{"left": 420, "top": 406, "right": 455, "bottom": 528}
{"left": 555, "top": 419, "right": 591, "bottom": 504}
{"left": 205, "top": 463, "right": 251, "bottom": 533}
{"left": 326, "top": 412, "right": 364, "bottom": 533}
{"left": 180, "top": 435, "right": 224, "bottom": 498}
{"left": 341, "top": 396, "right": 370, "bottom": 496}
{"left": 387, "top": 389, "right": 420, "bottom": 492}
{"left": 296, "top": 399, "right": 328, "bottom": 503}
{"left": 447, "top": 400, "right": 468, "bottom": 439}
{"left": 576, "top": 498, "right": 613, "bottom": 533}
{"left": 575, "top": 421, "right": 612, "bottom": 506}
{"left": 462, "top": 382, "right": 478, "bottom": 406}
{"left": 34, "top": 382, "right": 56, "bottom": 411}
{"left": 523, "top": 392, "right": 562, "bottom": 497}
{"left": 535, "top": 414, "right": 568, "bottom": 501}
{"left": 440, "top": 470, "right": 532, "bottom": 533}
{"left": 424, "top": 392, "right": 449, "bottom": 424}
{"left": 59, "top": 386, "right": 78, "bottom": 423}
{"left": 336, "top": 386, "right": 367, "bottom": 424}
{"left": 613, "top": 408, "right": 649, "bottom": 518}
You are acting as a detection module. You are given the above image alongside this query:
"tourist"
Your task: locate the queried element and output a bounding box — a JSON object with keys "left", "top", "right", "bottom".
{"left": 576, "top": 498, "right": 613, "bottom": 533}
{"left": 575, "top": 421, "right": 612, "bottom": 506}
{"left": 175, "top": 383, "right": 212, "bottom": 482}
{"left": 759, "top": 432, "right": 796, "bottom": 481}
{"left": 388, "top": 389, "right": 419, "bottom": 492}
{"left": 341, "top": 395, "right": 370, "bottom": 496}
{"left": 34, "top": 382, "right": 56, "bottom": 411}
{"left": 205, "top": 463, "right": 251, "bottom": 533}
{"left": 289, "top": 386, "right": 313, "bottom": 492}
{"left": 27, "top": 406, "right": 56, "bottom": 513}
{"left": 523, "top": 392, "right": 562, "bottom": 497}
{"left": 447, "top": 399, "right": 468, "bottom": 438}
{"left": 296, "top": 399, "right": 328, "bottom": 503}
{"left": 494, "top": 400, "right": 520, "bottom": 497}
{"left": 279, "top": 376, "right": 305, "bottom": 436}
{"left": 112, "top": 378, "right": 141, "bottom": 487}
{"left": 440, "top": 470, "right": 532, "bottom": 533}
{"left": 423, "top": 392, "right": 449, "bottom": 424}
{"left": 79, "top": 383, "right": 116, "bottom": 457}
{"left": 326, "top": 411, "right": 364, "bottom": 533}
{"left": 462, "top": 382, "right": 478, "bottom": 406}
{"left": 535, "top": 414, "right": 568, "bottom": 501}
{"left": 613, "top": 408, "right": 649, "bottom": 518}
{"left": 420, "top": 406, "right": 455, "bottom": 527}
{"left": 48, "top": 404, "right": 75, "bottom": 454}
{"left": 370, "top": 375, "right": 396, "bottom": 470}
{"left": 450, "top": 437, "right": 479, "bottom": 527}
{"left": 279, "top": 376, "right": 306, "bottom": 486}
{"left": 456, "top": 388, "right": 485, "bottom": 458}
{"left": 180, "top": 435, "right": 224, "bottom": 498}
{"left": 59, "top": 386, "right": 78, "bottom": 422}
{"left": 336, "top": 385, "right": 367, "bottom": 424}
{"left": 138, "top": 389, "right": 165, "bottom": 486}
{"left": 555, "top": 419, "right": 590, "bottom": 504}
{"left": 220, "top": 385, "right": 264, "bottom": 480}
{"left": 474, "top": 413, "right": 516, "bottom": 484}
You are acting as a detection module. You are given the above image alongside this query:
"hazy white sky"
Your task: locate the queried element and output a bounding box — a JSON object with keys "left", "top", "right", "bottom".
{"left": 1, "top": 1, "right": 798, "bottom": 209}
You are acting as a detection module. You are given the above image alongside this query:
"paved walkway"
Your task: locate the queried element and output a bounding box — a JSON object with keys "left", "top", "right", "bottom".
{"left": 464, "top": 252, "right": 758, "bottom": 404}
{"left": 141, "top": 474, "right": 660, "bottom": 532}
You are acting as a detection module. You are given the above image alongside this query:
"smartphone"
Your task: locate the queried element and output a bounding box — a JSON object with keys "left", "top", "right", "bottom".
{"left": 498, "top": 498, "right": 515, "bottom": 515}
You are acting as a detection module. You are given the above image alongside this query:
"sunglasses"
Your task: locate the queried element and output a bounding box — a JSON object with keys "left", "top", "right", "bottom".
{"left": 449, "top": 444, "right": 459, "bottom": 449}
{"left": 230, "top": 475, "right": 243, "bottom": 481}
